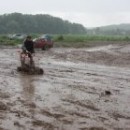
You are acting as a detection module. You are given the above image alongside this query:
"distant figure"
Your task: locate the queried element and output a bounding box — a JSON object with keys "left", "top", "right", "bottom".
{"left": 17, "top": 35, "right": 44, "bottom": 75}
{"left": 22, "top": 35, "right": 35, "bottom": 54}
{"left": 22, "top": 35, "right": 35, "bottom": 66}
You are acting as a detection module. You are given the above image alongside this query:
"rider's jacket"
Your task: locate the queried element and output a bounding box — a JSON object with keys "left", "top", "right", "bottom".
{"left": 23, "top": 40, "right": 35, "bottom": 54}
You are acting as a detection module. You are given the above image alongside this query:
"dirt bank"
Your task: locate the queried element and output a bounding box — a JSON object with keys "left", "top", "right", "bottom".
{"left": 0, "top": 43, "right": 130, "bottom": 130}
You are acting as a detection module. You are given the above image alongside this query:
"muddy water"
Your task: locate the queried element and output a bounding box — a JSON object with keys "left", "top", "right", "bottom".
{"left": 0, "top": 44, "right": 130, "bottom": 130}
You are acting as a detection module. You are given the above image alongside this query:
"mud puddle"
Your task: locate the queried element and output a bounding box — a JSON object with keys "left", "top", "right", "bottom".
{"left": 0, "top": 43, "right": 130, "bottom": 130}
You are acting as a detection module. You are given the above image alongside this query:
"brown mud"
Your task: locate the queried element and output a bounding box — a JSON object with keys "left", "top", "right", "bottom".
{"left": 0, "top": 43, "right": 130, "bottom": 130}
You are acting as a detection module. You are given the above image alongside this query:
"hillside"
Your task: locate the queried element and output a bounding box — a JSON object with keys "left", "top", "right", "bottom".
{"left": 87, "top": 24, "right": 130, "bottom": 35}
{"left": 0, "top": 13, "right": 87, "bottom": 34}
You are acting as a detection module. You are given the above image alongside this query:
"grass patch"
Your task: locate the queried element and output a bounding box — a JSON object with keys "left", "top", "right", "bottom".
{"left": 53, "top": 34, "right": 130, "bottom": 42}
{"left": 53, "top": 34, "right": 130, "bottom": 47}
{"left": 0, "top": 34, "right": 130, "bottom": 48}
{"left": 0, "top": 35, "right": 22, "bottom": 46}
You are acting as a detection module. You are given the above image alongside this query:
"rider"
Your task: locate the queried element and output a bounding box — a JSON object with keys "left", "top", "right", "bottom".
{"left": 22, "top": 35, "right": 35, "bottom": 65}
{"left": 22, "top": 35, "right": 35, "bottom": 53}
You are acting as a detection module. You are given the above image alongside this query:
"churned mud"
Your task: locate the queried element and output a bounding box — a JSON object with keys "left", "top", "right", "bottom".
{"left": 0, "top": 43, "right": 130, "bottom": 130}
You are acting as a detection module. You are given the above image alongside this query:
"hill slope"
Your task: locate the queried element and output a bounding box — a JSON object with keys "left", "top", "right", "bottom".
{"left": 0, "top": 13, "right": 87, "bottom": 34}
{"left": 87, "top": 24, "right": 130, "bottom": 35}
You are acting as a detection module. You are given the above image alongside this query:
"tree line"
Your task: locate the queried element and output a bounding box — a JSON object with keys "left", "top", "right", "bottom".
{"left": 87, "top": 24, "right": 130, "bottom": 36}
{"left": 0, "top": 13, "right": 87, "bottom": 34}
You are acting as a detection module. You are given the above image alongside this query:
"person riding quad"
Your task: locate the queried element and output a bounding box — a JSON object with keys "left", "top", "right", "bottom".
{"left": 22, "top": 35, "right": 35, "bottom": 67}
{"left": 22, "top": 35, "right": 35, "bottom": 53}
{"left": 17, "top": 35, "right": 44, "bottom": 74}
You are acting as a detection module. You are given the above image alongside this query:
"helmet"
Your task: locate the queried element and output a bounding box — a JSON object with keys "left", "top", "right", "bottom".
{"left": 26, "top": 35, "right": 32, "bottom": 39}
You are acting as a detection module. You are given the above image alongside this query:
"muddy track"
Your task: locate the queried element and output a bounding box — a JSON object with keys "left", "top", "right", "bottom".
{"left": 0, "top": 43, "right": 130, "bottom": 130}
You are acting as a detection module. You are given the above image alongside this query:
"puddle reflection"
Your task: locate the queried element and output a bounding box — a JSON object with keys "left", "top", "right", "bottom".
{"left": 20, "top": 75, "right": 35, "bottom": 101}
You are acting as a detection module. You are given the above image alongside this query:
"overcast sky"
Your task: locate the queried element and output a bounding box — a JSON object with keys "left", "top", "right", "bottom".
{"left": 0, "top": 0, "right": 130, "bottom": 27}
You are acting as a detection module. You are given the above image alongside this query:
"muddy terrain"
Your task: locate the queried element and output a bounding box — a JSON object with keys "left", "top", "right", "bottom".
{"left": 0, "top": 43, "right": 130, "bottom": 130}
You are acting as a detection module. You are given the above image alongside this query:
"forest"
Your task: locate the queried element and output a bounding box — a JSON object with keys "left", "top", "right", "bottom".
{"left": 0, "top": 13, "right": 87, "bottom": 34}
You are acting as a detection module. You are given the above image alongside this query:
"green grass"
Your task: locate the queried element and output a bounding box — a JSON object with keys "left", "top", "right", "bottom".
{"left": 0, "top": 35, "right": 22, "bottom": 46}
{"left": 53, "top": 34, "right": 130, "bottom": 47}
{"left": 0, "top": 34, "right": 130, "bottom": 47}
{"left": 53, "top": 34, "right": 130, "bottom": 42}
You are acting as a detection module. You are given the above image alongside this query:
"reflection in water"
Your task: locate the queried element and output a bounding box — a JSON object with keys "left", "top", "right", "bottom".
{"left": 19, "top": 75, "right": 37, "bottom": 120}
{"left": 20, "top": 75, "right": 35, "bottom": 101}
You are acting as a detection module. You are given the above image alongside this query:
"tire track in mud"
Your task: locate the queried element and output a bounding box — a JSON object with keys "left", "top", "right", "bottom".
{"left": 40, "top": 47, "right": 130, "bottom": 130}
{"left": 61, "top": 99, "right": 99, "bottom": 111}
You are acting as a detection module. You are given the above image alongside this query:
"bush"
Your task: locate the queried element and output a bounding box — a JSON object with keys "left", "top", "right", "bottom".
{"left": 57, "top": 35, "right": 64, "bottom": 41}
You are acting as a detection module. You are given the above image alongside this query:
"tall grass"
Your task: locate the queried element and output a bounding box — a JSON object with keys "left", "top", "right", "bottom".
{"left": 53, "top": 34, "right": 130, "bottom": 42}
{"left": 53, "top": 34, "right": 130, "bottom": 47}
{"left": 0, "top": 34, "right": 130, "bottom": 47}
{"left": 0, "top": 35, "right": 23, "bottom": 46}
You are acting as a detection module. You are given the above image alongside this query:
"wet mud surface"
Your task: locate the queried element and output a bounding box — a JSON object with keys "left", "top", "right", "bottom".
{"left": 0, "top": 43, "right": 130, "bottom": 130}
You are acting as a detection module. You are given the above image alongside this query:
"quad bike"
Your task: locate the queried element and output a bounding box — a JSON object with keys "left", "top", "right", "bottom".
{"left": 17, "top": 51, "right": 44, "bottom": 75}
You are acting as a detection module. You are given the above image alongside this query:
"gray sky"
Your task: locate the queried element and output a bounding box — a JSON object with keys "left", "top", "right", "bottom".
{"left": 0, "top": 0, "right": 130, "bottom": 27}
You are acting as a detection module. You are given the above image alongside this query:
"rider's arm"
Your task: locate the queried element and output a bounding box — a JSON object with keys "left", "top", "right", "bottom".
{"left": 22, "top": 41, "right": 26, "bottom": 51}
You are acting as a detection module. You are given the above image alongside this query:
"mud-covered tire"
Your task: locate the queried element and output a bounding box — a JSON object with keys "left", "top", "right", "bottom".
{"left": 17, "top": 66, "right": 22, "bottom": 71}
{"left": 38, "top": 68, "right": 44, "bottom": 74}
{"left": 17, "top": 66, "right": 44, "bottom": 75}
{"left": 35, "top": 67, "right": 44, "bottom": 75}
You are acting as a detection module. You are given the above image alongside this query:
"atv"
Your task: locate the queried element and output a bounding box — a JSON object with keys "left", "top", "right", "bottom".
{"left": 17, "top": 51, "right": 44, "bottom": 75}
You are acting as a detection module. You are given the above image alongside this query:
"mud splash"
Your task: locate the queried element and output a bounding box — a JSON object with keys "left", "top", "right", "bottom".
{"left": 0, "top": 43, "right": 130, "bottom": 130}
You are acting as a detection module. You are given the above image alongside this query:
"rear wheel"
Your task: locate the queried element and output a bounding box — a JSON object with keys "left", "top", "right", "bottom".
{"left": 17, "top": 66, "right": 22, "bottom": 71}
